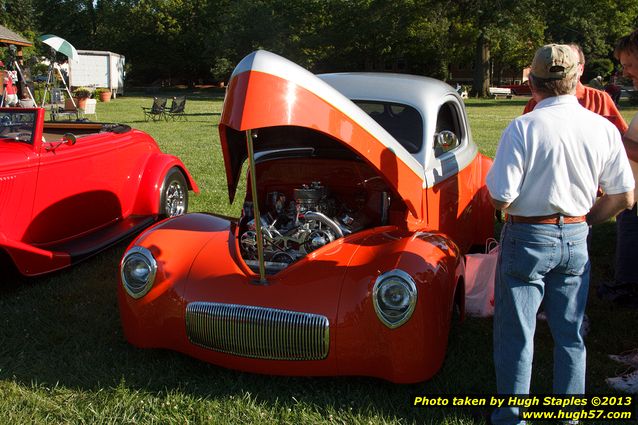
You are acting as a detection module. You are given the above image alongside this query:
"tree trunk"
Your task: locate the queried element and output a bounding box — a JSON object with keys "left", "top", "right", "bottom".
{"left": 473, "top": 33, "right": 491, "bottom": 97}
{"left": 86, "top": 0, "right": 97, "bottom": 36}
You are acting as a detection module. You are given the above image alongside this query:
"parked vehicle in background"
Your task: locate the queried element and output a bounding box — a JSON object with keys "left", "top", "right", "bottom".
{"left": 500, "top": 81, "right": 532, "bottom": 96}
{"left": 118, "top": 50, "right": 494, "bottom": 384}
{"left": 0, "top": 107, "right": 198, "bottom": 277}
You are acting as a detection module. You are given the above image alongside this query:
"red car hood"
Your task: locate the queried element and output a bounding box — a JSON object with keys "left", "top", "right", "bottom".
{"left": 219, "top": 50, "right": 425, "bottom": 220}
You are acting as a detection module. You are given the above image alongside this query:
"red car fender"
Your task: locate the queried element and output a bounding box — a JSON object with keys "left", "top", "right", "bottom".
{"left": 335, "top": 229, "right": 462, "bottom": 383}
{"left": 131, "top": 154, "right": 199, "bottom": 216}
{"left": 118, "top": 213, "right": 228, "bottom": 347}
{"left": 0, "top": 232, "right": 70, "bottom": 276}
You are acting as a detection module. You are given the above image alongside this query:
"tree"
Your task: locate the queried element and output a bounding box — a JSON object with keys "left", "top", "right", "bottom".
{"left": 15, "top": 0, "right": 638, "bottom": 88}
{"left": 0, "top": 0, "right": 38, "bottom": 65}
{"left": 114, "top": 0, "right": 228, "bottom": 85}
{"left": 0, "top": 0, "right": 37, "bottom": 35}
{"left": 33, "top": 0, "right": 93, "bottom": 47}
{"left": 542, "top": 0, "right": 638, "bottom": 80}
{"left": 319, "top": 0, "right": 451, "bottom": 77}
{"left": 214, "top": 0, "right": 332, "bottom": 76}
{"left": 450, "top": 0, "right": 545, "bottom": 97}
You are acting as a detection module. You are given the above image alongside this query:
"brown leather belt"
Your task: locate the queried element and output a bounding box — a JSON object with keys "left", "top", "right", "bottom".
{"left": 509, "top": 214, "right": 586, "bottom": 224}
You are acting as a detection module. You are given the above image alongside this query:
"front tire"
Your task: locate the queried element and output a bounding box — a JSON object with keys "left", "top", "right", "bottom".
{"left": 159, "top": 167, "right": 188, "bottom": 218}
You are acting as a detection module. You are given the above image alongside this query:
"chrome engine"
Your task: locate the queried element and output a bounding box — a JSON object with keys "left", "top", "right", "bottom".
{"left": 239, "top": 182, "right": 360, "bottom": 269}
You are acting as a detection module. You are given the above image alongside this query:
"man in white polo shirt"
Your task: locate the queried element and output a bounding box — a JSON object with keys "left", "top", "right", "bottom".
{"left": 486, "top": 44, "right": 634, "bottom": 425}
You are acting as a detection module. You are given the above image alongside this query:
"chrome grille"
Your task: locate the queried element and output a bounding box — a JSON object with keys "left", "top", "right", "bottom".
{"left": 186, "top": 302, "right": 330, "bottom": 360}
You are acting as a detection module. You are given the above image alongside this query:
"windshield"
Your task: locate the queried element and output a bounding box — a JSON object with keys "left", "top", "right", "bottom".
{"left": 0, "top": 110, "right": 36, "bottom": 144}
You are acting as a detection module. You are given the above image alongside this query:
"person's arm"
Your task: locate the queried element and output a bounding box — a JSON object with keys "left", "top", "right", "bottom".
{"left": 486, "top": 121, "right": 525, "bottom": 213}
{"left": 601, "top": 91, "right": 628, "bottom": 134}
{"left": 490, "top": 198, "right": 510, "bottom": 211}
{"left": 586, "top": 191, "right": 634, "bottom": 225}
{"left": 622, "top": 135, "right": 638, "bottom": 162}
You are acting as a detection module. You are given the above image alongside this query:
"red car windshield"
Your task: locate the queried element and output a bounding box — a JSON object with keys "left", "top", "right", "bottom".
{"left": 0, "top": 110, "right": 36, "bottom": 144}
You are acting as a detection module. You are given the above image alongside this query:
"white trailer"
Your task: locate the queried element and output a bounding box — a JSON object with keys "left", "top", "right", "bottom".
{"left": 68, "top": 50, "right": 125, "bottom": 96}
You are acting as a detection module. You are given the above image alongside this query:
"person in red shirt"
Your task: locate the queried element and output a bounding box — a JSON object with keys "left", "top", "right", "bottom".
{"left": 0, "top": 61, "right": 18, "bottom": 107}
{"left": 523, "top": 44, "right": 628, "bottom": 135}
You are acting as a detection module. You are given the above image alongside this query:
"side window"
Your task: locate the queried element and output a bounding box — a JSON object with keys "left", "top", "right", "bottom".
{"left": 433, "top": 102, "right": 462, "bottom": 157}
{"left": 354, "top": 101, "right": 423, "bottom": 153}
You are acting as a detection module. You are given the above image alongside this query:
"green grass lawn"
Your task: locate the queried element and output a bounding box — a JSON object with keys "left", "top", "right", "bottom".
{"left": 1, "top": 93, "right": 637, "bottom": 424}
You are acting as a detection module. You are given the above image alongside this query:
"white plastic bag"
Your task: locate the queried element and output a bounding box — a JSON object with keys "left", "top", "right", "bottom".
{"left": 464, "top": 239, "right": 498, "bottom": 317}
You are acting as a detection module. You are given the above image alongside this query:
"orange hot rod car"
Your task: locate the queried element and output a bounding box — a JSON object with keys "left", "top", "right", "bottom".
{"left": 118, "top": 50, "right": 494, "bottom": 383}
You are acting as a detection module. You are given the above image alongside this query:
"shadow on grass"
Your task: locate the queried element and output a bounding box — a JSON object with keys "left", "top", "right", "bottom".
{"left": 126, "top": 88, "right": 226, "bottom": 101}
{"left": 1, "top": 218, "right": 635, "bottom": 423}
{"left": 126, "top": 112, "right": 221, "bottom": 124}
{"left": 0, "top": 241, "right": 495, "bottom": 424}
{"left": 463, "top": 98, "right": 530, "bottom": 108}
{"left": 185, "top": 112, "right": 221, "bottom": 116}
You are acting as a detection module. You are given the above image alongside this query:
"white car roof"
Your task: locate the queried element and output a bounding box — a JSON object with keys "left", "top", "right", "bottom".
{"left": 317, "top": 72, "right": 456, "bottom": 111}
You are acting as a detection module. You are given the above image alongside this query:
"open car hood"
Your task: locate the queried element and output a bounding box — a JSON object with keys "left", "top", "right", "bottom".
{"left": 219, "top": 50, "right": 425, "bottom": 219}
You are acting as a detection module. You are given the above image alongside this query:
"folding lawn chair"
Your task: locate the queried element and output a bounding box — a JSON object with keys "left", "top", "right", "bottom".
{"left": 142, "top": 97, "right": 167, "bottom": 121}
{"left": 165, "top": 96, "right": 187, "bottom": 121}
{"left": 50, "top": 104, "right": 79, "bottom": 121}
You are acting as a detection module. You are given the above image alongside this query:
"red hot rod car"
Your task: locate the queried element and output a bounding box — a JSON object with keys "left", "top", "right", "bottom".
{"left": 0, "top": 107, "right": 198, "bottom": 277}
{"left": 118, "top": 50, "right": 494, "bottom": 383}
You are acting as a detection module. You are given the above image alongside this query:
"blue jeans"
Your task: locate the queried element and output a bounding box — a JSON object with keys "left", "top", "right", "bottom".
{"left": 492, "top": 221, "right": 590, "bottom": 425}
{"left": 615, "top": 204, "right": 638, "bottom": 284}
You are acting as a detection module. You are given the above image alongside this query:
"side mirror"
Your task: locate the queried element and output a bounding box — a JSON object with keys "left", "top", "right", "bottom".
{"left": 63, "top": 133, "right": 76, "bottom": 146}
{"left": 435, "top": 130, "right": 458, "bottom": 153}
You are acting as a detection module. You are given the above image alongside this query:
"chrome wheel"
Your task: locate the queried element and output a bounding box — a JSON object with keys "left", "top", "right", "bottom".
{"left": 160, "top": 168, "right": 188, "bottom": 218}
{"left": 164, "top": 180, "right": 186, "bottom": 216}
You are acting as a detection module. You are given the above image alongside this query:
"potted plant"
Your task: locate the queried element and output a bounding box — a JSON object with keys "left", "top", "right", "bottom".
{"left": 95, "top": 87, "right": 112, "bottom": 103}
{"left": 72, "top": 87, "right": 93, "bottom": 109}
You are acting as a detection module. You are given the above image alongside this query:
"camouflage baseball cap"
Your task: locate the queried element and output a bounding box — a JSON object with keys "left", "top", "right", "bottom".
{"left": 530, "top": 44, "right": 578, "bottom": 80}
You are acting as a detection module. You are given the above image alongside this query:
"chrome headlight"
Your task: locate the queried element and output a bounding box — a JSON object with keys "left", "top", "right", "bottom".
{"left": 372, "top": 269, "right": 417, "bottom": 328}
{"left": 120, "top": 246, "right": 157, "bottom": 299}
